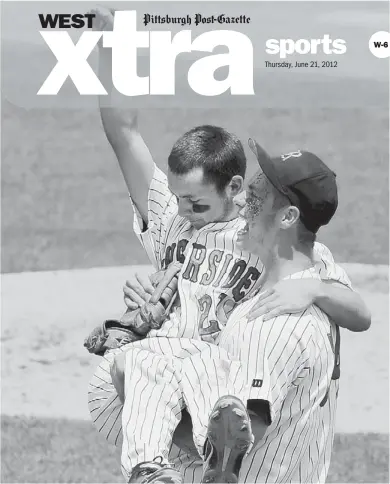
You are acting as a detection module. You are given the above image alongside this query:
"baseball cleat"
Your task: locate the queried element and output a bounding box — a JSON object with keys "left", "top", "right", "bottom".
{"left": 201, "top": 396, "right": 254, "bottom": 483}
{"left": 128, "top": 457, "right": 183, "bottom": 484}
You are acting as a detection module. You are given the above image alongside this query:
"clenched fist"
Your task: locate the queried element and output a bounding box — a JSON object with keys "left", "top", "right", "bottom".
{"left": 88, "top": 5, "right": 115, "bottom": 32}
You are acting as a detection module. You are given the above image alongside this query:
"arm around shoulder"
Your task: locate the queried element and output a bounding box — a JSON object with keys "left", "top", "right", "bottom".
{"left": 313, "top": 243, "right": 371, "bottom": 332}
{"left": 315, "top": 280, "right": 371, "bottom": 332}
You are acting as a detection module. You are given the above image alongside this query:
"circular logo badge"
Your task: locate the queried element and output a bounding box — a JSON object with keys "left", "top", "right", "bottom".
{"left": 368, "top": 31, "right": 390, "bottom": 59}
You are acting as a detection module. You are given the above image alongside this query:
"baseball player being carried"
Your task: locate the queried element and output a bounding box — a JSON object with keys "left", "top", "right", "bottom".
{"left": 85, "top": 7, "right": 371, "bottom": 484}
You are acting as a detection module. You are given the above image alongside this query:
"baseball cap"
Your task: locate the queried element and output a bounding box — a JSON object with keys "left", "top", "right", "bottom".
{"left": 248, "top": 138, "right": 338, "bottom": 233}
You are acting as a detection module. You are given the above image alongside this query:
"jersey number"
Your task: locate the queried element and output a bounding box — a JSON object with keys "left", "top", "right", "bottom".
{"left": 197, "top": 293, "right": 237, "bottom": 338}
{"left": 197, "top": 295, "right": 219, "bottom": 338}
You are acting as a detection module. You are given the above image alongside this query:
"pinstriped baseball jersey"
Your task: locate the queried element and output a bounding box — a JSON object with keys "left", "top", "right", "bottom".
{"left": 130, "top": 164, "right": 265, "bottom": 341}
{"left": 130, "top": 165, "right": 192, "bottom": 271}
{"left": 88, "top": 251, "right": 348, "bottom": 458}
{"left": 312, "top": 242, "right": 352, "bottom": 288}
{"left": 88, "top": 163, "right": 352, "bottom": 455}
{"left": 130, "top": 164, "right": 352, "bottom": 342}
{"left": 218, "top": 267, "right": 339, "bottom": 484}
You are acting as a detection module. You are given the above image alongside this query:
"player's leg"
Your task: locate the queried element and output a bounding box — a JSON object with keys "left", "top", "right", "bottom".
{"left": 88, "top": 346, "right": 130, "bottom": 447}
{"left": 178, "top": 343, "right": 254, "bottom": 484}
{"left": 168, "top": 344, "right": 259, "bottom": 484}
{"left": 198, "top": 320, "right": 270, "bottom": 483}
{"left": 91, "top": 337, "right": 242, "bottom": 481}
{"left": 120, "top": 338, "right": 207, "bottom": 483}
{"left": 87, "top": 337, "right": 196, "bottom": 449}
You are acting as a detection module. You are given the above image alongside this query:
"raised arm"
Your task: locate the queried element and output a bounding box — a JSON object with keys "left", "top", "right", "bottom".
{"left": 99, "top": 109, "right": 154, "bottom": 224}
{"left": 94, "top": 7, "right": 154, "bottom": 223}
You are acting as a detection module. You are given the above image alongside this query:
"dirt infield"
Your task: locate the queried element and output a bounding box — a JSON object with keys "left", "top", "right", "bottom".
{"left": 1, "top": 263, "right": 388, "bottom": 434}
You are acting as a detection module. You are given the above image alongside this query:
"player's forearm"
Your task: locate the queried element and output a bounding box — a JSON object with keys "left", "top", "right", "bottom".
{"left": 97, "top": 45, "right": 154, "bottom": 223}
{"left": 101, "top": 114, "right": 155, "bottom": 222}
{"left": 314, "top": 282, "right": 371, "bottom": 332}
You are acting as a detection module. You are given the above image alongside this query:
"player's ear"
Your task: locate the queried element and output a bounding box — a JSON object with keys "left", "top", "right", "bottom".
{"left": 279, "top": 205, "right": 300, "bottom": 230}
{"left": 227, "top": 175, "right": 244, "bottom": 198}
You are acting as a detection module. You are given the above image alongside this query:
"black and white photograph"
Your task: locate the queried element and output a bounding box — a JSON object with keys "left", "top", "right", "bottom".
{"left": 1, "top": 1, "right": 389, "bottom": 483}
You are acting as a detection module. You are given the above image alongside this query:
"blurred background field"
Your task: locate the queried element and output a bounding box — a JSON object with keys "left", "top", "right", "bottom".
{"left": 1, "top": 101, "right": 389, "bottom": 273}
{"left": 1, "top": 416, "right": 389, "bottom": 483}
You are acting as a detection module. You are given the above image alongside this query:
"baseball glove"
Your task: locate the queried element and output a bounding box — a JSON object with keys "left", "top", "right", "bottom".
{"left": 84, "top": 261, "right": 182, "bottom": 356}
{"left": 83, "top": 320, "right": 144, "bottom": 357}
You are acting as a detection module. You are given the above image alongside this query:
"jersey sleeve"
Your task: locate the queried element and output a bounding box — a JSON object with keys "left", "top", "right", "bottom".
{"left": 313, "top": 242, "right": 353, "bottom": 289}
{"left": 129, "top": 164, "right": 178, "bottom": 269}
{"left": 246, "top": 313, "right": 315, "bottom": 423}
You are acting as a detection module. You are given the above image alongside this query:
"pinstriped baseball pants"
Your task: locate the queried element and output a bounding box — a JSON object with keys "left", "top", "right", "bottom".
{"left": 88, "top": 337, "right": 246, "bottom": 479}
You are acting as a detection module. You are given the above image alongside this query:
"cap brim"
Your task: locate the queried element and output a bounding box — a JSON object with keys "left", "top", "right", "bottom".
{"left": 248, "top": 138, "right": 287, "bottom": 195}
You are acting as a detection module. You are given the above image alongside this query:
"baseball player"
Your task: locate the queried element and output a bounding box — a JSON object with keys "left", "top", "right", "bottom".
{"left": 86, "top": 7, "right": 371, "bottom": 483}
{"left": 199, "top": 140, "right": 346, "bottom": 483}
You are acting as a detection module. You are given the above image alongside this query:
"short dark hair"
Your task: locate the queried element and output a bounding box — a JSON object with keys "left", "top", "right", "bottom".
{"left": 168, "top": 125, "right": 246, "bottom": 192}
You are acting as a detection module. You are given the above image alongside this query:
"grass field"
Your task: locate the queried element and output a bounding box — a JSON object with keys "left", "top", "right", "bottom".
{"left": 1, "top": 416, "right": 389, "bottom": 483}
{"left": 2, "top": 100, "right": 389, "bottom": 273}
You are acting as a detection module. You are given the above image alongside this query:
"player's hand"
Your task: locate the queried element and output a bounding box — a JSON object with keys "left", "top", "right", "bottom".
{"left": 89, "top": 5, "right": 115, "bottom": 32}
{"left": 247, "top": 279, "right": 321, "bottom": 322}
{"left": 123, "top": 272, "right": 155, "bottom": 310}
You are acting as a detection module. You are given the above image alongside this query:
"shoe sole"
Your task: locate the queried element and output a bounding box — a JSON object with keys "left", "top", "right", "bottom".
{"left": 201, "top": 396, "right": 253, "bottom": 483}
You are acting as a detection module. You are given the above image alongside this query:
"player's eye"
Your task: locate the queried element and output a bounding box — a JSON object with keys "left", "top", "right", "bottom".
{"left": 192, "top": 203, "right": 210, "bottom": 213}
